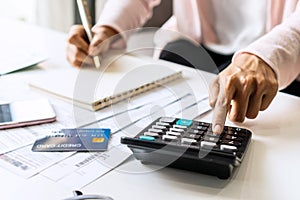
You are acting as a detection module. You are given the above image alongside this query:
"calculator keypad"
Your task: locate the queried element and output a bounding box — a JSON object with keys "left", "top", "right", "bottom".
{"left": 121, "top": 117, "right": 252, "bottom": 179}
{"left": 138, "top": 117, "right": 250, "bottom": 157}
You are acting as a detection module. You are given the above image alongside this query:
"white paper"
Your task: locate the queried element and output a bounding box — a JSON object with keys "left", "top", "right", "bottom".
{"left": 0, "top": 145, "right": 73, "bottom": 178}
{"left": 0, "top": 128, "right": 37, "bottom": 154}
{"left": 40, "top": 144, "right": 131, "bottom": 188}
{"left": 0, "top": 121, "right": 68, "bottom": 155}
{"left": 0, "top": 76, "right": 211, "bottom": 188}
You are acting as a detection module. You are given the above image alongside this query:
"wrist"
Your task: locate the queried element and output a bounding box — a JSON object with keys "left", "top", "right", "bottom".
{"left": 234, "top": 53, "right": 277, "bottom": 79}
{"left": 92, "top": 25, "right": 118, "bottom": 38}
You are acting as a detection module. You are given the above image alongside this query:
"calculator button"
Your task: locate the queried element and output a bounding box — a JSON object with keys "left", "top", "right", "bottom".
{"left": 197, "top": 121, "right": 210, "bottom": 127}
{"left": 227, "top": 126, "right": 247, "bottom": 132}
{"left": 181, "top": 138, "right": 197, "bottom": 145}
{"left": 189, "top": 129, "right": 200, "bottom": 134}
{"left": 224, "top": 135, "right": 243, "bottom": 142}
{"left": 183, "top": 133, "right": 201, "bottom": 140}
{"left": 203, "top": 136, "right": 219, "bottom": 143}
{"left": 205, "top": 132, "right": 221, "bottom": 138}
{"left": 227, "top": 130, "right": 238, "bottom": 136}
{"left": 176, "top": 119, "right": 193, "bottom": 127}
{"left": 226, "top": 128, "right": 236, "bottom": 133}
{"left": 234, "top": 127, "right": 247, "bottom": 133}
{"left": 220, "top": 144, "right": 238, "bottom": 152}
{"left": 162, "top": 135, "right": 178, "bottom": 141}
{"left": 201, "top": 141, "right": 217, "bottom": 148}
{"left": 160, "top": 117, "right": 176, "bottom": 123}
{"left": 144, "top": 132, "right": 160, "bottom": 138}
{"left": 148, "top": 128, "right": 163, "bottom": 134}
{"left": 139, "top": 136, "right": 156, "bottom": 141}
{"left": 166, "top": 131, "right": 181, "bottom": 136}
{"left": 173, "top": 125, "right": 188, "bottom": 129}
{"left": 227, "top": 131, "right": 247, "bottom": 137}
{"left": 156, "top": 122, "right": 170, "bottom": 127}
{"left": 169, "top": 128, "right": 185, "bottom": 133}
{"left": 191, "top": 125, "right": 207, "bottom": 131}
{"left": 222, "top": 140, "right": 242, "bottom": 147}
{"left": 190, "top": 130, "right": 205, "bottom": 135}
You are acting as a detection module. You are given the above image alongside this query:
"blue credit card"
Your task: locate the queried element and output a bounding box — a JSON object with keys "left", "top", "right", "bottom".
{"left": 31, "top": 128, "right": 111, "bottom": 152}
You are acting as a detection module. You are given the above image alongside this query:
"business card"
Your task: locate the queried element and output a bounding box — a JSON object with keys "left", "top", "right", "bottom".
{"left": 32, "top": 128, "right": 111, "bottom": 152}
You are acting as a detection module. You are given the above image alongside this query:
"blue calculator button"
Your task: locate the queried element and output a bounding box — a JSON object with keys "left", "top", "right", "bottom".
{"left": 139, "top": 136, "right": 156, "bottom": 141}
{"left": 176, "top": 119, "right": 193, "bottom": 127}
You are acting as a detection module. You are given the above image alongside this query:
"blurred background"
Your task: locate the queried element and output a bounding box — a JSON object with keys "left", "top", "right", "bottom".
{"left": 0, "top": 0, "right": 104, "bottom": 32}
{"left": 0, "top": 0, "right": 172, "bottom": 32}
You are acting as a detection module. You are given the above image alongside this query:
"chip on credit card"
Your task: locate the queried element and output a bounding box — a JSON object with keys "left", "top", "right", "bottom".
{"left": 32, "top": 128, "right": 111, "bottom": 152}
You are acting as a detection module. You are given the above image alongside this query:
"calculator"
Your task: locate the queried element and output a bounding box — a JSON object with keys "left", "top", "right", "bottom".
{"left": 121, "top": 117, "right": 252, "bottom": 179}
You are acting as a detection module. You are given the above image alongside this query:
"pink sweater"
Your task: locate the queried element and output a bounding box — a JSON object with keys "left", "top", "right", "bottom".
{"left": 97, "top": 0, "right": 300, "bottom": 89}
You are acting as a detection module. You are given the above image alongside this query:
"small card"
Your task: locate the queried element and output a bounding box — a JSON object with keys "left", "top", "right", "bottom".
{"left": 32, "top": 128, "right": 111, "bottom": 152}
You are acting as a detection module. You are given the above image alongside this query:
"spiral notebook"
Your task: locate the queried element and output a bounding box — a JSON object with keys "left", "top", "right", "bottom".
{"left": 29, "top": 55, "right": 182, "bottom": 111}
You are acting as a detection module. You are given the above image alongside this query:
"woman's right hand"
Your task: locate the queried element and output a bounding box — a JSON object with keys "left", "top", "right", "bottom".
{"left": 209, "top": 53, "right": 278, "bottom": 134}
{"left": 66, "top": 25, "right": 118, "bottom": 67}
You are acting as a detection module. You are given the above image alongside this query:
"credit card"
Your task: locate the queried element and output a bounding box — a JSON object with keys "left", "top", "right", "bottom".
{"left": 31, "top": 128, "right": 111, "bottom": 152}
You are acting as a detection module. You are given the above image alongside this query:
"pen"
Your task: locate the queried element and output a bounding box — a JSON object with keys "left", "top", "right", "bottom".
{"left": 76, "top": 0, "right": 101, "bottom": 69}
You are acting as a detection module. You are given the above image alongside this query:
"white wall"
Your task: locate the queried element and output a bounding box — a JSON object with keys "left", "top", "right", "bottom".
{"left": 0, "top": 0, "right": 73, "bottom": 32}
{"left": 34, "top": 0, "right": 73, "bottom": 32}
{"left": 0, "top": 0, "right": 108, "bottom": 33}
{"left": 0, "top": 0, "right": 36, "bottom": 22}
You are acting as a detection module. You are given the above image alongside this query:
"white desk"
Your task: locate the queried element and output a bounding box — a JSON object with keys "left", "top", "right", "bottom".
{"left": 1, "top": 19, "right": 300, "bottom": 200}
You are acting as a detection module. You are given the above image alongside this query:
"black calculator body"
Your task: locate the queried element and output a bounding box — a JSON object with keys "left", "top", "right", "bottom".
{"left": 121, "top": 117, "right": 252, "bottom": 179}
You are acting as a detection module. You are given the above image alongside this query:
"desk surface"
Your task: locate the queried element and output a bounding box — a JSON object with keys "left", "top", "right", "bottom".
{"left": 1, "top": 18, "right": 300, "bottom": 200}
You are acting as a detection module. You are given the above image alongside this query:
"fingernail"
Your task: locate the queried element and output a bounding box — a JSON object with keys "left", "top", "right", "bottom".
{"left": 213, "top": 124, "right": 223, "bottom": 134}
